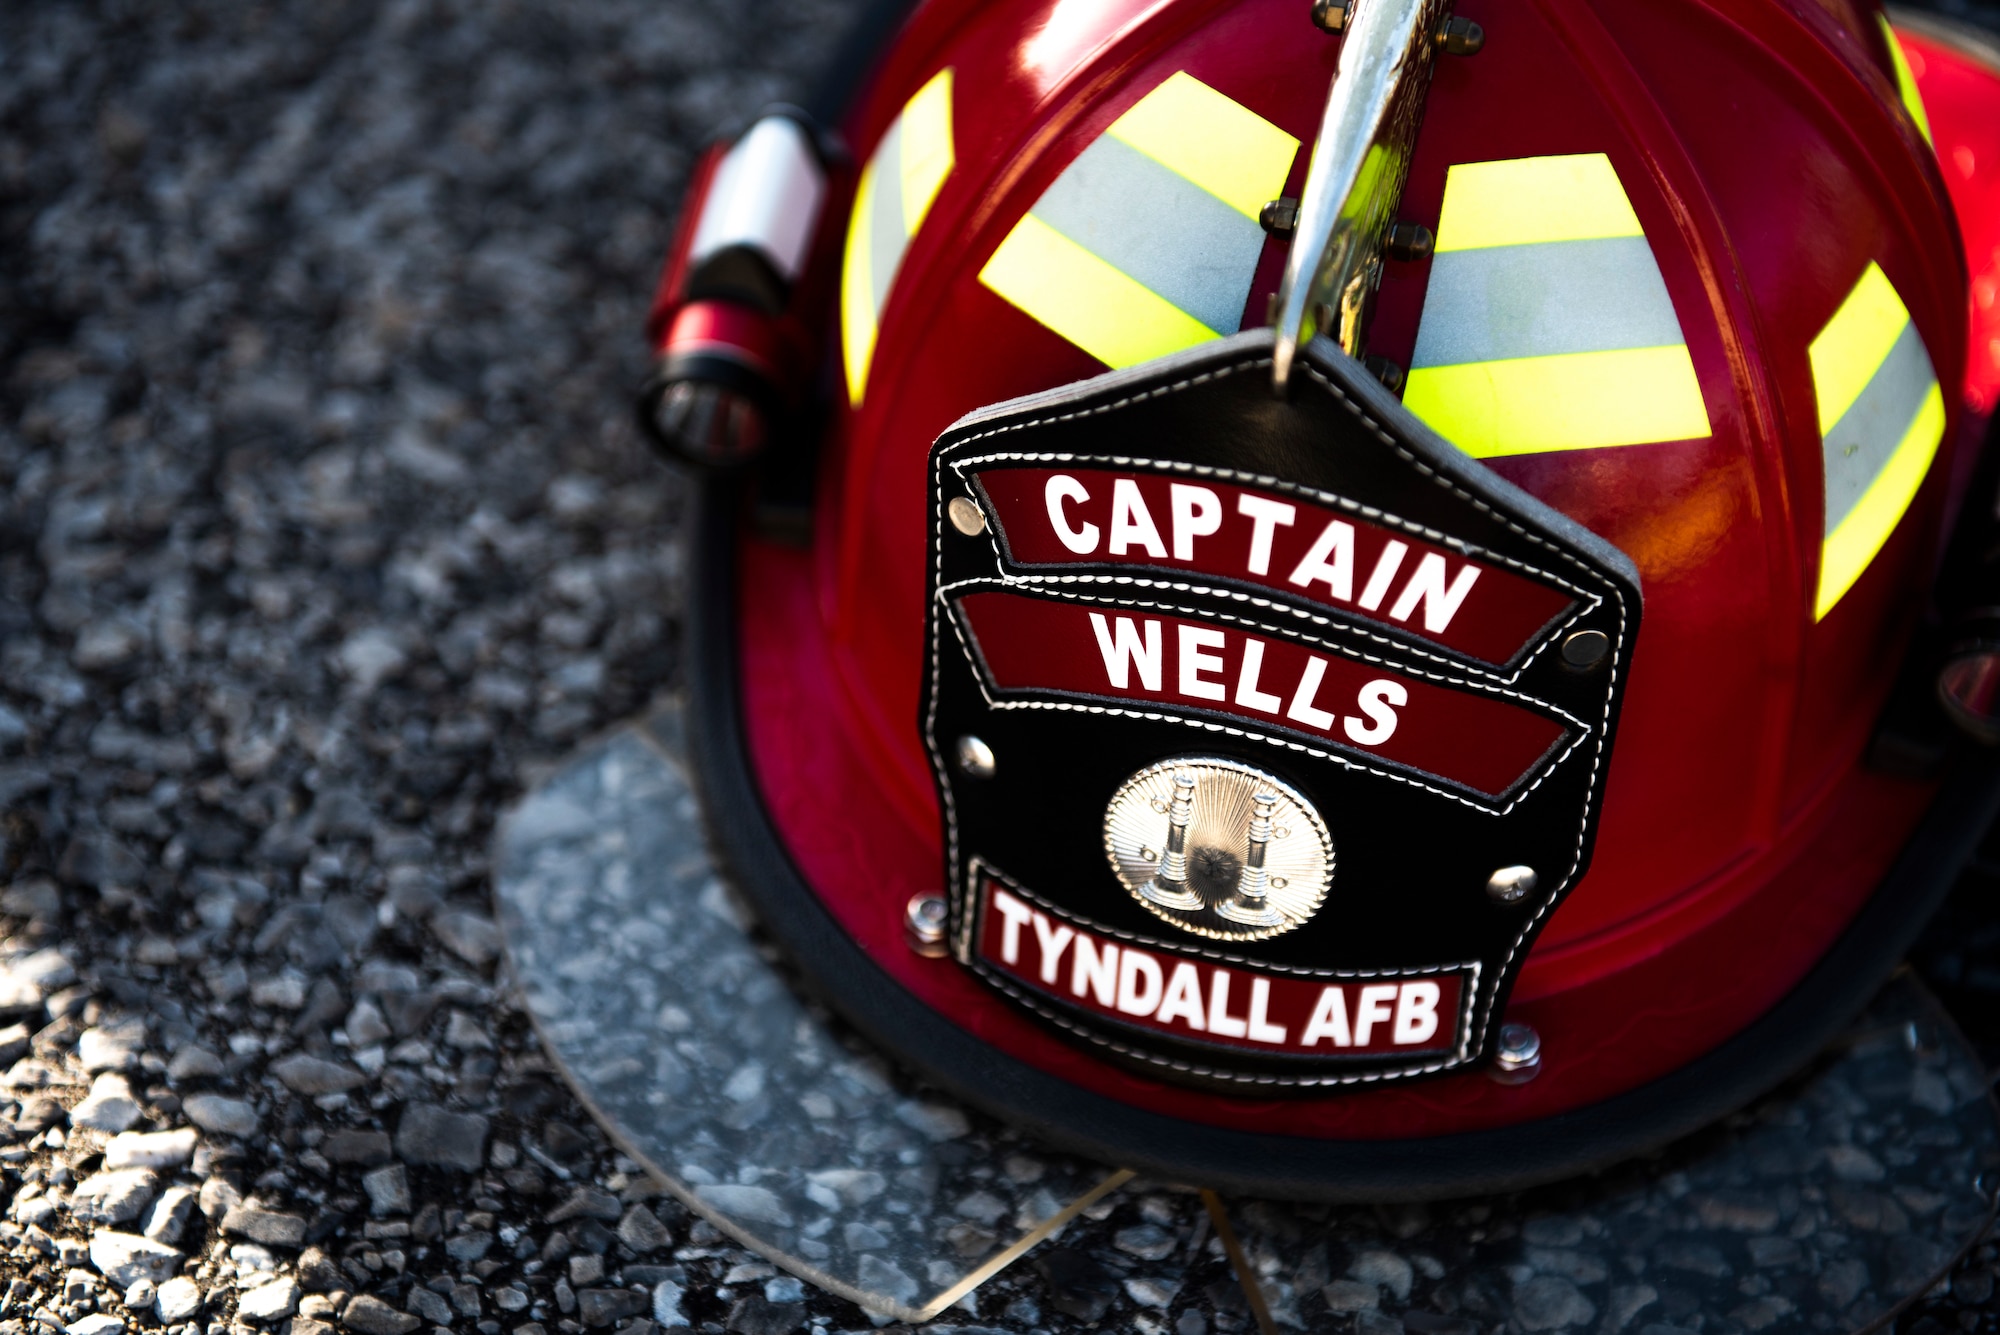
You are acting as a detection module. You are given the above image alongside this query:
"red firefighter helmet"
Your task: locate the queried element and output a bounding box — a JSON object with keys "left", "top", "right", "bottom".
{"left": 639, "top": 0, "right": 2000, "bottom": 1198}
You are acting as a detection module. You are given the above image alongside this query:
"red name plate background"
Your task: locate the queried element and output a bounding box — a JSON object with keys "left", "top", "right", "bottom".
{"left": 977, "top": 882, "right": 1469, "bottom": 1058}
{"left": 974, "top": 466, "right": 1576, "bottom": 666}
{"left": 953, "top": 590, "right": 1570, "bottom": 799}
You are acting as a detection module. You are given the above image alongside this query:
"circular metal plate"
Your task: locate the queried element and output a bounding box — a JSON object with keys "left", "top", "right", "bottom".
{"left": 1102, "top": 755, "right": 1333, "bottom": 941}
{"left": 498, "top": 706, "right": 2000, "bottom": 1328}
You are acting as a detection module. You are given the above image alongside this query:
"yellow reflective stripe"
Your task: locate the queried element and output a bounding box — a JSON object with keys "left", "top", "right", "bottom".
{"left": 1882, "top": 17, "right": 1934, "bottom": 145}
{"left": 841, "top": 156, "right": 880, "bottom": 405}
{"left": 899, "top": 69, "right": 955, "bottom": 236}
{"left": 980, "top": 213, "right": 1221, "bottom": 369}
{"left": 1816, "top": 381, "right": 1945, "bottom": 618}
{"left": 1433, "top": 154, "right": 1644, "bottom": 253}
{"left": 841, "top": 70, "right": 956, "bottom": 405}
{"left": 1808, "top": 262, "right": 1910, "bottom": 433}
{"left": 1104, "top": 71, "right": 1300, "bottom": 221}
{"left": 1403, "top": 345, "right": 1709, "bottom": 458}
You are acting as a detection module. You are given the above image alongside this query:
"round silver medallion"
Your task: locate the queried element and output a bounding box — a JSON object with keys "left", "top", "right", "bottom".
{"left": 1102, "top": 756, "right": 1334, "bottom": 941}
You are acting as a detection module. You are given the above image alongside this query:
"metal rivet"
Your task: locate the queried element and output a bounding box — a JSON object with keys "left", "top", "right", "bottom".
{"left": 1491, "top": 1022, "right": 1542, "bottom": 1084}
{"left": 956, "top": 734, "right": 996, "bottom": 779}
{"left": 947, "top": 496, "right": 987, "bottom": 536}
{"left": 1310, "top": 0, "right": 1349, "bottom": 31}
{"left": 1436, "top": 15, "right": 1485, "bottom": 55}
{"left": 905, "top": 894, "right": 949, "bottom": 958}
{"left": 1260, "top": 198, "right": 1300, "bottom": 237}
{"left": 1363, "top": 355, "right": 1406, "bottom": 396}
{"left": 1561, "top": 629, "right": 1610, "bottom": 671}
{"left": 1385, "top": 221, "right": 1435, "bottom": 263}
{"left": 1486, "top": 864, "right": 1536, "bottom": 904}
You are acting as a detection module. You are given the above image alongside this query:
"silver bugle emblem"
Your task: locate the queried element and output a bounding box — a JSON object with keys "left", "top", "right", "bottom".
{"left": 1103, "top": 757, "right": 1334, "bottom": 941}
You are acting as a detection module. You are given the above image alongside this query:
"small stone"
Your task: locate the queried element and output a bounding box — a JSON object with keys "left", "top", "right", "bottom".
{"left": 16, "top": 1093, "right": 65, "bottom": 1130}
{"left": 892, "top": 1101, "right": 969, "bottom": 1142}
{"left": 1125, "top": 1278, "right": 1180, "bottom": 1308}
{"left": 3, "top": 1056, "right": 63, "bottom": 1088}
{"left": 1653, "top": 1240, "right": 1730, "bottom": 1278}
{"left": 123, "top": 1279, "right": 157, "bottom": 1311}
{"left": 691, "top": 1185, "right": 790, "bottom": 1227}
{"left": 74, "top": 1170, "right": 160, "bottom": 1225}
{"left": 71, "top": 1075, "right": 143, "bottom": 1133}
{"left": 60, "top": 830, "right": 146, "bottom": 888}
{"left": 270, "top": 1055, "right": 366, "bottom": 1096}
{"left": 1746, "top": 1237, "right": 1802, "bottom": 1268}
{"left": 431, "top": 912, "right": 501, "bottom": 967}
{"left": 219, "top": 1204, "right": 307, "bottom": 1247}
{"left": 65, "top": 1315, "right": 124, "bottom": 1335}
{"left": 1601, "top": 1285, "right": 1658, "bottom": 1334}
{"left": 198, "top": 1177, "right": 242, "bottom": 1221}
{"left": 406, "top": 1290, "right": 452, "bottom": 1327}
{"left": 155, "top": 1278, "right": 202, "bottom": 1323}
{"left": 341, "top": 1296, "right": 420, "bottom": 1335}
{"left": 1113, "top": 1224, "right": 1177, "bottom": 1261}
{"left": 249, "top": 973, "right": 308, "bottom": 1010}
{"left": 0, "top": 948, "right": 76, "bottom": 1008}
{"left": 166, "top": 1046, "right": 224, "bottom": 1082}
{"left": 294, "top": 1320, "right": 336, "bottom": 1335}
{"left": 1512, "top": 1276, "right": 1597, "bottom": 1331}
{"left": 1824, "top": 1263, "right": 1864, "bottom": 1311}
{"left": 722, "top": 1296, "right": 801, "bottom": 1335}
{"left": 569, "top": 1256, "right": 604, "bottom": 1287}
{"left": 576, "top": 1290, "right": 645, "bottom": 1328}
{"left": 88, "top": 1233, "right": 182, "bottom": 1288}
{"left": 1727, "top": 1295, "right": 1796, "bottom": 1331}
{"left": 1826, "top": 1145, "right": 1886, "bottom": 1183}
{"left": 548, "top": 1187, "right": 622, "bottom": 1223}
{"left": 140, "top": 1216, "right": 198, "bottom": 1269}
{"left": 616, "top": 1206, "right": 669, "bottom": 1254}
{"left": 344, "top": 1000, "right": 392, "bottom": 1048}
{"left": 1349, "top": 1250, "right": 1414, "bottom": 1302}
{"left": 493, "top": 1289, "right": 529, "bottom": 1314}
{"left": 395, "top": 1102, "right": 488, "bottom": 1170}
{"left": 12, "top": 1192, "right": 57, "bottom": 1226}
{"left": 106, "top": 1129, "right": 199, "bottom": 1170}
{"left": 447, "top": 1232, "right": 494, "bottom": 1264}
{"left": 182, "top": 1095, "right": 259, "bottom": 1138}
{"left": 77, "top": 1021, "right": 146, "bottom": 1073}
{"left": 237, "top": 1279, "right": 300, "bottom": 1323}
{"left": 1034, "top": 1249, "right": 1117, "bottom": 1323}
{"left": 650, "top": 1284, "right": 684, "bottom": 1328}
{"left": 73, "top": 619, "right": 145, "bottom": 671}
{"left": 1694, "top": 1192, "right": 1781, "bottom": 1232}
{"left": 298, "top": 1248, "right": 343, "bottom": 1293}
{"left": 443, "top": 1011, "right": 492, "bottom": 1050}
{"left": 337, "top": 630, "right": 408, "bottom": 694}
{"left": 1322, "top": 1281, "right": 1380, "bottom": 1312}
{"left": 361, "top": 1165, "right": 410, "bottom": 1217}
{"left": 323, "top": 1130, "right": 394, "bottom": 1165}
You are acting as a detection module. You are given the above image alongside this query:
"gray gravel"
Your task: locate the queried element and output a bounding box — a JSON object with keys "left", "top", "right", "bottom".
{"left": 0, "top": 0, "right": 870, "bottom": 1332}
{"left": 7, "top": 1, "right": 2000, "bottom": 1335}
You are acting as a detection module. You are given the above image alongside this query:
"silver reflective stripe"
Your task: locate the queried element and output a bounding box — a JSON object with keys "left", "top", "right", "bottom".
{"left": 1411, "top": 236, "right": 1684, "bottom": 368}
{"left": 690, "top": 116, "right": 827, "bottom": 282}
{"left": 868, "top": 118, "right": 907, "bottom": 318}
{"left": 1028, "top": 134, "right": 1266, "bottom": 336}
{"left": 1823, "top": 319, "right": 1937, "bottom": 536}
